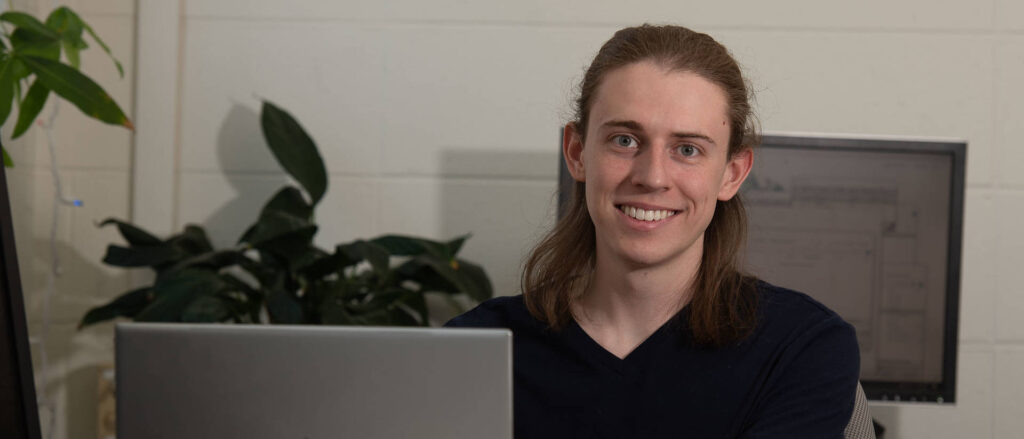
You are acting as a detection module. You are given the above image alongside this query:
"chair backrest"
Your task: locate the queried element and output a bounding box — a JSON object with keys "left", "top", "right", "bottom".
{"left": 843, "top": 382, "right": 875, "bottom": 439}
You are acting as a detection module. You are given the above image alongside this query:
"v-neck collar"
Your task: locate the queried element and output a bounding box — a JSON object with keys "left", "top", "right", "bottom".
{"left": 565, "top": 310, "right": 688, "bottom": 376}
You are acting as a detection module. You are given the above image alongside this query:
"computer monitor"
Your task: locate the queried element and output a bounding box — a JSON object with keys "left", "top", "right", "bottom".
{"left": 556, "top": 132, "right": 965, "bottom": 403}
{"left": 0, "top": 158, "right": 43, "bottom": 438}
{"left": 741, "top": 134, "right": 964, "bottom": 403}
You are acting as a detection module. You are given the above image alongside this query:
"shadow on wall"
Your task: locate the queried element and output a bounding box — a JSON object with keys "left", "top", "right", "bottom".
{"left": 203, "top": 103, "right": 288, "bottom": 249}
{"left": 429, "top": 147, "right": 560, "bottom": 324}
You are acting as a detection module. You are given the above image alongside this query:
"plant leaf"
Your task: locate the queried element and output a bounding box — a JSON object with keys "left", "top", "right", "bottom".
{"left": 266, "top": 274, "right": 304, "bottom": 324}
{"left": 370, "top": 235, "right": 429, "bottom": 257}
{"left": 236, "top": 255, "right": 276, "bottom": 288}
{"left": 398, "top": 256, "right": 492, "bottom": 302}
{"left": 261, "top": 186, "right": 312, "bottom": 219}
{"left": 260, "top": 100, "right": 327, "bottom": 205}
{"left": 244, "top": 210, "right": 312, "bottom": 245}
{"left": 298, "top": 249, "right": 359, "bottom": 279}
{"left": 371, "top": 234, "right": 469, "bottom": 260}
{"left": 221, "top": 272, "right": 260, "bottom": 298}
{"left": 392, "top": 289, "right": 428, "bottom": 326}
{"left": 99, "top": 218, "right": 163, "bottom": 246}
{"left": 245, "top": 210, "right": 318, "bottom": 261}
{"left": 10, "top": 28, "right": 61, "bottom": 60}
{"left": 320, "top": 285, "right": 354, "bottom": 325}
{"left": 338, "top": 240, "right": 390, "bottom": 275}
{"left": 46, "top": 7, "right": 84, "bottom": 36}
{"left": 134, "top": 269, "right": 224, "bottom": 322}
{"left": 369, "top": 298, "right": 414, "bottom": 325}
{"left": 61, "top": 39, "right": 80, "bottom": 69}
{"left": 391, "top": 309, "right": 422, "bottom": 326}
{"left": 81, "top": 20, "right": 123, "bottom": 77}
{"left": 102, "top": 244, "right": 183, "bottom": 268}
{"left": 159, "top": 250, "right": 243, "bottom": 280}
{"left": 220, "top": 273, "right": 263, "bottom": 323}
{"left": 18, "top": 54, "right": 132, "bottom": 129}
{"left": 267, "top": 230, "right": 318, "bottom": 263}
{"left": 395, "top": 258, "right": 458, "bottom": 293}
{"left": 446, "top": 234, "right": 470, "bottom": 257}
{"left": 176, "top": 224, "right": 215, "bottom": 254}
{"left": 9, "top": 56, "right": 29, "bottom": 84}
{"left": 451, "top": 258, "right": 493, "bottom": 302}
{"left": 267, "top": 289, "right": 304, "bottom": 323}
{"left": 0, "top": 55, "right": 17, "bottom": 127}
{"left": 2, "top": 147, "right": 12, "bottom": 168}
{"left": 292, "top": 245, "right": 329, "bottom": 272}
{"left": 78, "top": 287, "right": 153, "bottom": 328}
{"left": 182, "top": 295, "right": 232, "bottom": 322}
{"left": 47, "top": 7, "right": 87, "bottom": 69}
{"left": 237, "top": 223, "right": 257, "bottom": 245}
{"left": 0, "top": 12, "right": 60, "bottom": 40}
{"left": 12, "top": 79, "right": 49, "bottom": 138}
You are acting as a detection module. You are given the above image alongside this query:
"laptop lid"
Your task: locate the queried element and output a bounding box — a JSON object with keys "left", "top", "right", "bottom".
{"left": 116, "top": 323, "right": 511, "bottom": 439}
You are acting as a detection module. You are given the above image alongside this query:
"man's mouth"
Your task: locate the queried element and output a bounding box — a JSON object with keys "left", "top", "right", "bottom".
{"left": 616, "top": 204, "right": 678, "bottom": 222}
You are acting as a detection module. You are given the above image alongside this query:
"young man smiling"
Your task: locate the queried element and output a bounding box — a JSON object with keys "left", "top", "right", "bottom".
{"left": 448, "top": 25, "right": 859, "bottom": 439}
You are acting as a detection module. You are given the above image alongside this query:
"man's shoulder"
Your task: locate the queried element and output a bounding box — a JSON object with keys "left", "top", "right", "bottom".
{"left": 748, "top": 280, "right": 860, "bottom": 384}
{"left": 444, "top": 295, "right": 527, "bottom": 329}
{"left": 753, "top": 280, "right": 855, "bottom": 341}
{"left": 756, "top": 280, "right": 846, "bottom": 325}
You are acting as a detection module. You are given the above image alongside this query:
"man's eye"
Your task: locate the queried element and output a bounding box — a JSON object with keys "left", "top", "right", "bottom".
{"left": 613, "top": 135, "right": 638, "bottom": 148}
{"left": 677, "top": 145, "right": 699, "bottom": 157}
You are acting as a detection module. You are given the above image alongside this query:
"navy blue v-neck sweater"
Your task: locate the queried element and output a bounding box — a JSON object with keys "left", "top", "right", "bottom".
{"left": 445, "top": 281, "right": 859, "bottom": 439}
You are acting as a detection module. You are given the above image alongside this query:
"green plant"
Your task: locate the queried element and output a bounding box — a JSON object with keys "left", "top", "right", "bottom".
{"left": 0, "top": 6, "right": 131, "bottom": 167}
{"left": 79, "top": 100, "right": 492, "bottom": 327}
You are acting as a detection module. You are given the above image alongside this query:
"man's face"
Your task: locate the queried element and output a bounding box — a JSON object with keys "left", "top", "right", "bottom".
{"left": 564, "top": 61, "right": 752, "bottom": 269}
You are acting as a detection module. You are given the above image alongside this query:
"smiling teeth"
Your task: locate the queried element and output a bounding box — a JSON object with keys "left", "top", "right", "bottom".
{"left": 620, "top": 205, "right": 676, "bottom": 221}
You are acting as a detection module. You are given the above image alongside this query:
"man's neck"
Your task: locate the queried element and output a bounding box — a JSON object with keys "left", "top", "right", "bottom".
{"left": 572, "top": 244, "right": 701, "bottom": 359}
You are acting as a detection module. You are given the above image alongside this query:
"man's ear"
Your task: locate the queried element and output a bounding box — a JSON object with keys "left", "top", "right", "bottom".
{"left": 717, "top": 148, "right": 753, "bottom": 201}
{"left": 563, "top": 123, "right": 586, "bottom": 182}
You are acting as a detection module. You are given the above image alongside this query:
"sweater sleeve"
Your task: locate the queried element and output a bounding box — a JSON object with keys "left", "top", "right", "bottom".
{"left": 738, "top": 316, "right": 861, "bottom": 439}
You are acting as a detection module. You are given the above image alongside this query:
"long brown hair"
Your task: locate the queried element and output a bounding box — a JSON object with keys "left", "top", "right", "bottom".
{"left": 522, "top": 24, "right": 760, "bottom": 347}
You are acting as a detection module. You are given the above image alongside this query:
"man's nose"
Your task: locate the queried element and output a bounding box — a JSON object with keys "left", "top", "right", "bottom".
{"left": 629, "top": 146, "right": 670, "bottom": 191}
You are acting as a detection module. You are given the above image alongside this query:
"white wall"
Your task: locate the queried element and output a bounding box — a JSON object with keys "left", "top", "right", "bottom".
{"left": 11, "top": 0, "right": 1023, "bottom": 438}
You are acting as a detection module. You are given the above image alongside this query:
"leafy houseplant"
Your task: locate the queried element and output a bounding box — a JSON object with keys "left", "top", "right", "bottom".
{"left": 0, "top": 6, "right": 132, "bottom": 166}
{"left": 80, "top": 101, "right": 492, "bottom": 327}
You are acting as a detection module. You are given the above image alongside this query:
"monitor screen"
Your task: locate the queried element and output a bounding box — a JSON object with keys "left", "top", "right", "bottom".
{"left": 0, "top": 159, "right": 43, "bottom": 437}
{"left": 741, "top": 134, "right": 964, "bottom": 403}
{"left": 556, "top": 132, "right": 965, "bottom": 403}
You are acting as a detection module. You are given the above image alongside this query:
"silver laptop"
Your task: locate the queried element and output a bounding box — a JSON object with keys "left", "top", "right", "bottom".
{"left": 116, "top": 323, "right": 512, "bottom": 439}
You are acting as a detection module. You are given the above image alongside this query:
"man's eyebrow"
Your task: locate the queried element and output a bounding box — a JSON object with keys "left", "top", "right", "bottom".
{"left": 600, "top": 119, "right": 717, "bottom": 146}
{"left": 601, "top": 119, "right": 644, "bottom": 131}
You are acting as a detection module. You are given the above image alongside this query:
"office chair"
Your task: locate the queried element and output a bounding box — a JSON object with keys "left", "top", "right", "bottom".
{"left": 843, "top": 382, "right": 875, "bottom": 439}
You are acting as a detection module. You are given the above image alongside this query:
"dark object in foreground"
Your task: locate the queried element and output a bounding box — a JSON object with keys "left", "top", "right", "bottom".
{"left": 0, "top": 141, "right": 42, "bottom": 438}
